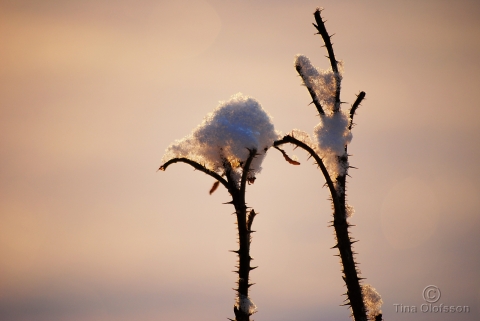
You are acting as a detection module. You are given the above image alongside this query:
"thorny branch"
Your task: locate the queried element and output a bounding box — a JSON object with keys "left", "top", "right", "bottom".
{"left": 349, "top": 91, "right": 366, "bottom": 130}
{"left": 313, "top": 8, "right": 342, "bottom": 112}
{"left": 275, "top": 8, "right": 379, "bottom": 321}
{"left": 295, "top": 63, "right": 325, "bottom": 115}
{"left": 159, "top": 158, "right": 230, "bottom": 192}
{"left": 160, "top": 152, "right": 259, "bottom": 321}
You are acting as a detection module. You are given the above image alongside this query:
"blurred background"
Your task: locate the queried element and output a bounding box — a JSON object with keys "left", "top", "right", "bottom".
{"left": 1, "top": 0, "right": 479, "bottom": 320}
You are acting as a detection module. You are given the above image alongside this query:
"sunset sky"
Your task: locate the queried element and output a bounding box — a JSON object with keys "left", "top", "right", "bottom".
{"left": 1, "top": 0, "right": 479, "bottom": 320}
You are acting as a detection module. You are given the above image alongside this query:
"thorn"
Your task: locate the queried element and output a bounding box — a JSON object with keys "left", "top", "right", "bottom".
{"left": 223, "top": 201, "right": 234, "bottom": 205}
{"left": 250, "top": 266, "right": 258, "bottom": 270}
{"left": 331, "top": 244, "right": 339, "bottom": 249}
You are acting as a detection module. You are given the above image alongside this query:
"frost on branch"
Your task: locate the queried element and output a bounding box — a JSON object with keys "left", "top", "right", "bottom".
{"left": 160, "top": 93, "right": 279, "bottom": 183}
{"left": 313, "top": 111, "right": 352, "bottom": 179}
{"left": 294, "top": 54, "right": 343, "bottom": 112}
{"left": 294, "top": 54, "right": 351, "bottom": 180}
{"left": 235, "top": 294, "right": 257, "bottom": 315}
{"left": 346, "top": 203, "right": 355, "bottom": 218}
{"left": 290, "top": 129, "right": 315, "bottom": 149}
{"left": 362, "top": 284, "right": 383, "bottom": 320}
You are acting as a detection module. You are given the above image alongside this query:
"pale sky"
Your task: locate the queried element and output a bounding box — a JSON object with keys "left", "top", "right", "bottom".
{"left": 1, "top": 1, "right": 479, "bottom": 320}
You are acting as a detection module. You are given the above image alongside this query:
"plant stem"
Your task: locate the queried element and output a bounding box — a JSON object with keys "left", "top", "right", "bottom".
{"left": 334, "top": 155, "right": 367, "bottom": 321}
{"left": 227, "top": 149, "right": 258, "bottom": 321}
{"left": 159, "top": 150, "right": 258, "bottom": 321}
{"left": 274, "top": 137, "right": 368, "bottom": 320}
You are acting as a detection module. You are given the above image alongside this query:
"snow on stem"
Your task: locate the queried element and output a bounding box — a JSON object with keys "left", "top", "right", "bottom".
{"left": 275, "top": 8, "right": 378, "bottom": 321}
{"left": 159, "top": 94, "right": 277, "bottom": 321}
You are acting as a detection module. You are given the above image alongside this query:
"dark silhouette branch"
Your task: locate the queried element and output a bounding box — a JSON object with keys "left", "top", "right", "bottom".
{"left": 275, "top": 8, "right": 374, "bottom": 321}
{"left": 160, "top": 154, "right": 259, "bottom": 321}
{"left": 159, "top": 158, "right": 230, "bottom": 192}
{"left": 313, "top": 8, "right": 339, "bottom": 74}
{"left": 349, "top": 91, "right": 366, "bottom": 130}
{"left": 240, "top": 149, "right": 257, "bottom": 197}
{"left": 313, "top": 8, "right": 341, "bottom": 112}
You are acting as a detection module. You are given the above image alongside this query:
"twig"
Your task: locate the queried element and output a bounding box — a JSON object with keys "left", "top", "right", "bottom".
{"left": 349, "top": 91, "right": 366, "bottom": 130}
{"left": 313, "top": 8, "right": 341, "bottom": 112}
{"left": 159, "top": 158, "right": 230, "bottom": 192}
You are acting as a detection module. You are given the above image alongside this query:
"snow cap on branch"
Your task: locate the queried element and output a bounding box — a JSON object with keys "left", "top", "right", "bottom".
{"left": 160, "top": 93, "right": 279, "bottom": 181}
{"left": 294, "top": 54, "right": 343, "bottom": 112}
{"left": 313, "top": 110, "right": 352, "bottom": 178}
{"left": 294, "top": 54, "right": 351, "bottom": 179}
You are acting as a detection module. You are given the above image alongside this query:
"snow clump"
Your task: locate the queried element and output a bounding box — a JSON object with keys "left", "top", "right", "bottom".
{"left": 294, "top": 54, "right": 351, "bottom": 180}
{"left": 313, "top": 111, "right": 352, "bottom": 179}
{"left": 160, "top": 93, "right": 279, "bottom": 183}
{"left": 294, "top": 54, "right": 343, "bottom": 112}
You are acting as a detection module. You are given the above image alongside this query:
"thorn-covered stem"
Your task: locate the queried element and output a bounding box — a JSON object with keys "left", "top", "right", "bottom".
{"left": 295, "top": 64, "right": 325, "bottom": 115}
{"left": 335, "top": 157, "right": 367, "bottom": 321}
{"left": 314, "top": 8, "right": 339, "bottom": 75}
{"left": 313, "top": 8, "right": 341, "bottom": 112}
{"left": 349, "top": 91, "right": 366, "bottom": 130}
{"left": 160, "top": 154, "right": 258, "bottom": 321}
{"left": 240, "top": 149, "right": 257, "bottom": 197}
{"left": 229, "top": 154, "right": 257, "bottom": 321}
{"left": 159, "top": 158, "right": 230, "bottom": 192}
